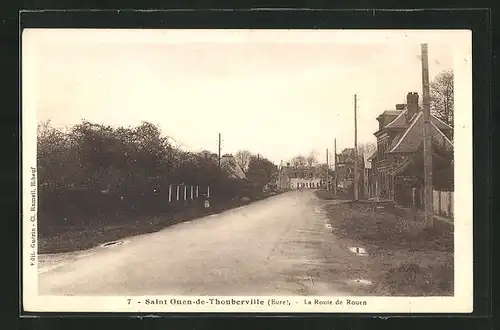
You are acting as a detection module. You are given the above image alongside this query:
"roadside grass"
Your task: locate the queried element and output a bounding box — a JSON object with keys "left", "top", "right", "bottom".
{"left": 38, "top": 191, "right": 283, "bottom": 254}
{"left": 324, "top": 201, "right": 454, "bottom": 296}
{"left": 314, "top": 189, "right": 351, "bottom": 200}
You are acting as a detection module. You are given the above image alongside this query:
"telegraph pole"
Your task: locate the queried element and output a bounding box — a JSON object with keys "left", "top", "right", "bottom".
{"left": 421, "top": 44, "right": 434, "bottom": 228}
{"left": 278, "top": 160, "right": 282, "bottom": 189}
{"left": 354, "top": 94, "right": 359, "bottom": 201}
{"left": 334, "top": 138, "right": 338, "bottom": 195}
{"left": 218, "top": 133, "right": 221, "bottom": 168}
{"left": 326, "top": 148, "right": 329, "bottom": 191}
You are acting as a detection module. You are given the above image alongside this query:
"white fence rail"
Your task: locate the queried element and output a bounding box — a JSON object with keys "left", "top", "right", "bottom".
{"left": 165, "top": 185, "right": 210, "bottom": 203}
{"left": 433, "top": 190, "right": 453, "bottom": 218}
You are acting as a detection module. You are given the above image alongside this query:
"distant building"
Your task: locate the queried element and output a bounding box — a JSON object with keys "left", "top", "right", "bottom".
{"left": 277, "top": 163, "right": 326, "bottom": 190}
{"left": 290, "top": 178, "right": 322, "bottom": 189}
{"left": 366, "top": 151, "right": 377, "bottom": 199}
{"left": 336, "top": 148, "right": 365, "bottom": 198}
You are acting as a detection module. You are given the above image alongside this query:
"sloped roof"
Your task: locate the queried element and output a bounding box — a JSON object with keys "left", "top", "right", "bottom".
{"left": 385, "top": 109, "right": 411, "bottom": 129}
{"left": 338, "top": 148, "right": 364, "bottom": 164}
{"left": 376, "top": 110, "right": 402, "bottom": 119}
{"left": 384, "top": 108, "right": 452, "bottom": 130}
{"left": 431, "top": 114, "right": 454, "bottom": 130}
{"left": 220, "top": 155, "right": 247, "bottom": 180}
{"left": 387, "top": 111, "right": 453, "bottom": 154}
{"left": 382, "top": 107, "right": 453, "bottom": 132}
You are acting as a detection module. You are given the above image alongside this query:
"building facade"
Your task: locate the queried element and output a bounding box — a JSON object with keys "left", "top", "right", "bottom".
{"left": 277, "top": 163, "right": 326, "bottom": 190}
{"left": 371, "top": 92, "right": 454, "bottom": 202}
{"left": 290, "top": 177, "right": 322, "bottom": 189}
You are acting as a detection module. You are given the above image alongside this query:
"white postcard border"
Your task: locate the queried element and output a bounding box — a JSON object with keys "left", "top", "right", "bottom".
{"left": 21, "top": 29, "right": 473, "bottom": 314}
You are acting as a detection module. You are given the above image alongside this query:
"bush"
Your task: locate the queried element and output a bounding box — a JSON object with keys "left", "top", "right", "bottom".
{"left": 37, "top": 120, "right": 262, "bottom": 231}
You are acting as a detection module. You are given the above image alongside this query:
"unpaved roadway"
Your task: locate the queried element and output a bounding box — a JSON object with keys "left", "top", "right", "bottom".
{"left": 38, "top": 190, "right": 356, "bottom": 296}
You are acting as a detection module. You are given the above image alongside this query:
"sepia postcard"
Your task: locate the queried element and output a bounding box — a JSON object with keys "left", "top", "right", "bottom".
{"left": 22, "top": 29, "right": 472, "bottom": 313}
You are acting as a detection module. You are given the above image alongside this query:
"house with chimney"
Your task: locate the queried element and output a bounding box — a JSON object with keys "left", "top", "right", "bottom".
{"left": 370, "top": 92, "right": 453, "bottom": 203}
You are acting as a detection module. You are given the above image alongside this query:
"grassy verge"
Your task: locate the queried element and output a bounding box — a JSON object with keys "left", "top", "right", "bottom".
{"left": 324, "top": 201, "right": 454, "bottom": 296}
{"left": 314, "top": 189, "right": 351, "bottom": 200}
{"left": 38, "top": 191, "right": 283, "bottom": 254}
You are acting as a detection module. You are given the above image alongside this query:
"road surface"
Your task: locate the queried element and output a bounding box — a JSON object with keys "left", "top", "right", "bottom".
{"left": 38, "top": 190, "right": 354, "bottom": 296}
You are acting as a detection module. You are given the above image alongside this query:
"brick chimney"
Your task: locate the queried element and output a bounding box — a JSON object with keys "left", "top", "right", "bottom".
{"left": 405, "top": 92, "right": 419, "bottom": 124}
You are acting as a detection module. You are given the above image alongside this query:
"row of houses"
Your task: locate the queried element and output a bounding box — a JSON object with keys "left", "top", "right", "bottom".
{"left": 370, "top": 92, "right": 453, "bottom": 201}
{"left": 275, "top": 91, "right": 453, "bottom": 211}
{"left": 351, "top": 92, "right": 454, "bottom": 212}
{"left": 319, "top": 92, "right": 453, "bottom": 211}
{"left": 276, "top": 165, "right": 331, "bottom": 190}
{"left": 275, "top": 150, "right": 368, "bottom": 194}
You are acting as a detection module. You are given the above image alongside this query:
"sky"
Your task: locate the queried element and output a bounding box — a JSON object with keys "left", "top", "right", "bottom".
{"left": 24, "top": 29, "right": 469, "bottom": 165}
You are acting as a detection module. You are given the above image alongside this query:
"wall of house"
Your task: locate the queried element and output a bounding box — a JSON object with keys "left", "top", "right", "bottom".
{"left": 290, "top": 178, "right": 322, "bottom": 189}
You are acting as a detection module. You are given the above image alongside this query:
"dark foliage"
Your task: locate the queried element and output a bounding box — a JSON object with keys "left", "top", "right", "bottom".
{"left": 408, "top": 138, "right": 454, "bottom": 191}
{"left": 37, "top": 120, "right": 272, "bottom": 232}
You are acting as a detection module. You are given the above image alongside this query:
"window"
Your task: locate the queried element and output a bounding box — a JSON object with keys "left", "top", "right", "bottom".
{"left": 378, "top": 138, "right": 389, "bottom": 160}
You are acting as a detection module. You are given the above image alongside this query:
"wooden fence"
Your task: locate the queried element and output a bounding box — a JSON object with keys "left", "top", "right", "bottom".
{"left": 166, "top": 184, "right": 210, "bottom": 202}
{"left": 433, "top": 190, "right": 454, "bottom": 218}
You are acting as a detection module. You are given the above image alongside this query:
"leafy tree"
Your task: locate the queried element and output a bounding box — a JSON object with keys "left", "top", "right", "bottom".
{"left": 315, "top": 164, "right": 334, "bottom": 180}
{"left": 37, "top": 119, "right": 281, "bottom": 229}
{"left": 37, "top": 120, "right": 76, "bottom": 192}
{"left": 246, "top": 155, "right": 277, "bottom": 190}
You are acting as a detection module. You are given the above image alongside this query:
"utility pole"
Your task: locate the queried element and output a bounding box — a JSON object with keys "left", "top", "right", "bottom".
{"left": 326, "top": 148, "right": 329, "bottom": 191}
{"left": 421, "top": 43, "right": 434, "bottom": 228}
{"left": 218, "top": 133, "right": 221, "bottom": 168}
{"left": 354, "top": 94, "right": 359, "bottom": 201}
{"left": 334, "top": 138, "right": 337, "bottom": 195}
{"left": 277, "top": 160, "right": 282, "bottom": 189}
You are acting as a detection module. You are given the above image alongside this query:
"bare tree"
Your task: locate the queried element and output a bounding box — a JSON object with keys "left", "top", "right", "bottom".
{"left": 234, "top": 150, "right": 252, "bottom": 173}
{"left": 358, "top": 142, "right": 377, "bottom": 159}
{"left": 290, "top": 155, "right": 307, "bottom": 168}
{"left": 430, "top": 69, "right": 454, "bottom": 126}
{"left": 306, "top": 150, "right": 319, "bottom": 167}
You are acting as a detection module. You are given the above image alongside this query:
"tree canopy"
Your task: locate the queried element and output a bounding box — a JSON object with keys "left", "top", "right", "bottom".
{"left": 246, "top": 155, "right": 278, "bottom": 190}
{"left": 37, "top": 120, "right": 274, "bottom": 228}
{"left": 430, "top": 69, "right": 454, "bottom": 127}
